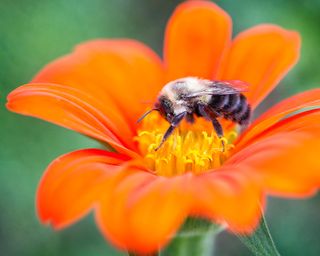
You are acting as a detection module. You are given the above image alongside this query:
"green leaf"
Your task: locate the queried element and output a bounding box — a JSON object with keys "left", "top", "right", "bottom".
{"left": 237, "top": 214, "right": 281, "bottom": 256}
{"left": 160, "top": 217, "right": 225, "bottom": 256}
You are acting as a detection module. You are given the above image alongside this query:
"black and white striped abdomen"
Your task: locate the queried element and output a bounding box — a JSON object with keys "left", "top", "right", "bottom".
{"left": 209, "top": 94, "right": 251, "bottom": 126}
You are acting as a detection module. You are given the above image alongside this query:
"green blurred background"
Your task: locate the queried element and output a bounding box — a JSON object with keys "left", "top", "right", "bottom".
{"left": 1, "top": 0, "right": 320, "bottom": 255}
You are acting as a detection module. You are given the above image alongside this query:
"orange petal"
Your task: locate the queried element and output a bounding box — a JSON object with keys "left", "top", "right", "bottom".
{"left": 236, "top": 89, "right": 320, "bottom": 151}
{"left": 164, "top": 0, "right": 232, "bottom": 80}
{"left": 96, "top": 173, "right": 191, "bottom": 254}
{"left": 251, "top": 88, "right": 320, "bottom": 124}
{"left": 219, "top": 24, "right": 301, "bottom": 109}
{"left": 7, "top": 83, "right": 137, "bottom": 156}
{"left": 191, "top": 168, "right": 263, "bottom": 233}
{"left": 229, "top": 126, "right": 320, "bottom": 197}
{"left": 37, "top": 149, "right": 130, "bottom": 229}
{"left": 7, "top": 39, "right": 164, "bottom": 153}
{"left": 237, "top": 109, "right": 320, "bottom": 151}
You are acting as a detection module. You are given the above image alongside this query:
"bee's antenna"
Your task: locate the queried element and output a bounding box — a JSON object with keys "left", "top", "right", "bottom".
{"left": 137, "top": 109, "right": 159, "bottom": 123}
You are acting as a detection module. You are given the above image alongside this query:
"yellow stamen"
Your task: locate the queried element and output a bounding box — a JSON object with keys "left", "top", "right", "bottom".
{"left": 135, "top": 112, "right": 237, "bottom": 177}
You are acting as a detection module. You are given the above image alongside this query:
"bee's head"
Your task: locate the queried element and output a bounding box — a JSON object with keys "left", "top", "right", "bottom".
{"left": 155, "top": 95, "right": 175, "bottom": 122}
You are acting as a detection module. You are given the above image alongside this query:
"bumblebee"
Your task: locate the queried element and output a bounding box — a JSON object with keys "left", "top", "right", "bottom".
{"left": 138, "top": 77, "right": 251, "bottom": 150}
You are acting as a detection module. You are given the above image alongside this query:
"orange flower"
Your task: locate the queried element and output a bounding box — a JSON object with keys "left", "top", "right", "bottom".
{"left": 6, "top": 0, "right": 320, "bottom": 254}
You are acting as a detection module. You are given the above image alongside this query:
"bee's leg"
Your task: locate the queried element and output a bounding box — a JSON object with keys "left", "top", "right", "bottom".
{"left": 186, "top": 113, "right": 195, "bottom": 124}
{"left": 155, "top": 112, "right": 186, "bottom": 151}
{"left": 211, "top": 118, "right": 225, "bottom": 151}
{"left": 198, "top": 105, "right": 225, "bottom": 151}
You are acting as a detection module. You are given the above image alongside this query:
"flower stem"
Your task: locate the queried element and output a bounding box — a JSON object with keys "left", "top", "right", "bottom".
{"left": 160, "top": 218, "right": 225, "bottom": 256}
{"left": 237, "top": 213, "right": 281, "bottom": 256}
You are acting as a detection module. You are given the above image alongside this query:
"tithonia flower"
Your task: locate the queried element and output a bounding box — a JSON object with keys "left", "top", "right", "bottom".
{"left": 6, "top": 0, "right": 320, "bottom": 254}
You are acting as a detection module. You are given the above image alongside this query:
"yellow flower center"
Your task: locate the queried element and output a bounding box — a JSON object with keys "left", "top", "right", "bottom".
{"left": 135, "top": 112, "right": 238, "bottom": 177}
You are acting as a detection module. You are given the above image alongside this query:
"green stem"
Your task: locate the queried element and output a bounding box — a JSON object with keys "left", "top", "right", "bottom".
{"left": 237, "top": 213, "right": 281, "bottom": 256}
{"left": 160, "top": 218, "right": 225, "bottom": 256}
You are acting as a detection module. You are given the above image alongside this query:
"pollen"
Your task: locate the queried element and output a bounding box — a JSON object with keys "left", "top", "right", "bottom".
{"left": 135, "top": 112, "right": 237, "bottom": 177}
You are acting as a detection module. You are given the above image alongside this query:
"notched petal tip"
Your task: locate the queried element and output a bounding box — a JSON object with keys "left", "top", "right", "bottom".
{"left": 220, "top": 24, "right": 301, "bottom": 109}
{"left": 164, "top": 0, "right": 232, "bottom": 80}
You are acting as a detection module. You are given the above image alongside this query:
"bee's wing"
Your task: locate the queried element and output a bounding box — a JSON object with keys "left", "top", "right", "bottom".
{"left": 220, "top": 80, "right": 249, "bottom": 92}
{"left": 185, "top": 80, "right": 249, "bottom": 98}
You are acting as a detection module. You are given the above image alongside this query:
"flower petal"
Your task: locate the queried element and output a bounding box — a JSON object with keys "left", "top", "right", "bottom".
{"left": 252, "top": 88, "right": 320, "bottom": 122}
{"left": 7, "top": 83, "right": 137, "bottom": 155}
{"left": 229, "top": 123, "right": 320, "bottom": 197}
{"left": 236, "top": 89, "right": 320, "bottom": 151}
{"left": 96, "top": 173, "right": 191, "bottom": 254}
{"left": 164, "top": 0, "right": 232, "bottom": 80}
{"left": 219, "top": 24, "right": 301, "bottom": 109}
{"left": 37, "top": 149, "right": 130, "bottom": 229}
{"left": 191, "top": 168, "right": 263, "bottom": 233}
{"left": 7, "top": 39, "right": 164, "bottom": 153}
